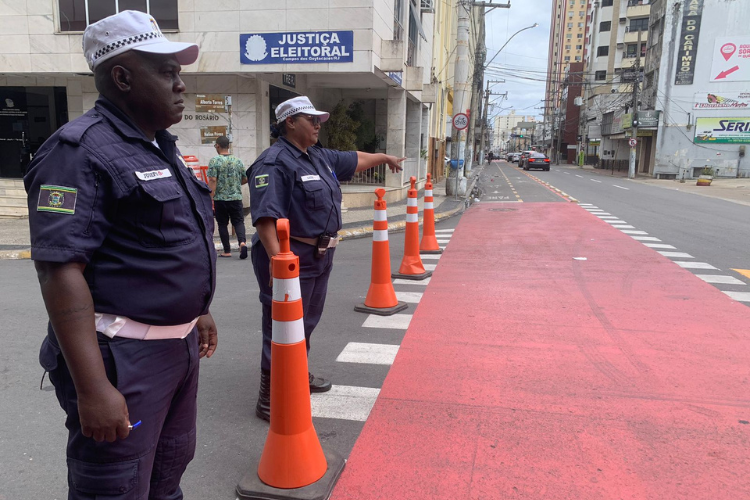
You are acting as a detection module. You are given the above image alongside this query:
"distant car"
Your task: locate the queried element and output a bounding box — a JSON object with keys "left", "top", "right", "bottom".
{"left": 509, "top": 152, "right": 522, "bottom": 163}
{"left": 517, "top": 150, "right": 535, "bottom": 169}
{"left": 522, "top": 152, "right": 551, "bottom": 171}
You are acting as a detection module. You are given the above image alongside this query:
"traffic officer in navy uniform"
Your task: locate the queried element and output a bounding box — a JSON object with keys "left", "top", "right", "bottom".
{"left": 25, "top": 11, "right": 218, "bottom": 499}
{"left": 249, "top": 96, "right": 404, "bottom": 421}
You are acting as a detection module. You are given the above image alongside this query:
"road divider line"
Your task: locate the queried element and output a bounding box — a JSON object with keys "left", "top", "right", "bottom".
{"left": 613, "top": 185, "right": 629, "bottom": 190}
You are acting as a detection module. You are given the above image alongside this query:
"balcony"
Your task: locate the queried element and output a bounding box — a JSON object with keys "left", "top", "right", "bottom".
{"left": 626, "top": 1, "right": 650, "bottom": 18}
{"left": 623, "top": 29, "right": 648, "bottom": 44}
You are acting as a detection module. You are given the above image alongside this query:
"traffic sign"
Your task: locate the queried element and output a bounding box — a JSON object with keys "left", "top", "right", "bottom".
{"left": 629, "top": 138, "right": 637, "bottom": 147}
{"left": 452, "top": 113, "right": 469, "bottom": 131}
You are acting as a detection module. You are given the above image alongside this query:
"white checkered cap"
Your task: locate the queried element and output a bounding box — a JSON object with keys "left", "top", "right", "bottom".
{"left": 83, "top": 10, "right": 199, "bottom": 71}
{"left": 275, "top": 96, "right": 330, "bottom": 123}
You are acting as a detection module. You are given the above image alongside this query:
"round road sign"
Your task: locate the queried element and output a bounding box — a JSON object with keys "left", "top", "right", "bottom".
{"left": 452, "top": 113, "right": 469, "bottom": 131}
{"left": 629, "top": 138, "right": 637, "bottom": 147}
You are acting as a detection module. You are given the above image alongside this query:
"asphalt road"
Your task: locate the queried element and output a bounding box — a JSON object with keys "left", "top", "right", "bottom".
{"left": 478, "top": 160, "right": 750, "bottom": 303}
{"left": 0, "top": 215, "right": 460, "bottom": 499}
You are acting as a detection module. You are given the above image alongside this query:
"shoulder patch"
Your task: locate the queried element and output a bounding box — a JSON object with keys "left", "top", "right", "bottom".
{"left": 37, "top": 185, "right": 78, "bottom": 215}
{"left": 254, "top": 174, "right": 269, "bottom": 188}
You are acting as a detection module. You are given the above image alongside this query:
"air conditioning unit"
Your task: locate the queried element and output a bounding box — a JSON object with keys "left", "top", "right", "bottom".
{"left": 617, "top": 42, "right": 625, "bottom": 48}
{"left": 574, "top": 96, "right": 584, "bottom": 106}
{"left": 619, "top": 17, "right": 627, "bottom": 23}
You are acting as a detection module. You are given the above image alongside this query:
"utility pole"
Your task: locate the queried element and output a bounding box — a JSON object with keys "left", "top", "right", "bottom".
{"left": 479, "top": 84, "right": 506, "bottom": 164}
{"left": 447, "top": 0, "right": 472, "bottom": 197}
{"left": 628, "top": 30, "right": 642, "bottom": 179}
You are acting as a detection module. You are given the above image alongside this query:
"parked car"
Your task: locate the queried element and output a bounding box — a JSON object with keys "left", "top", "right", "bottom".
{"left": 522, "top": 152, "right": 551, "bottom": 171}
{"left": 517, "top": 150, "right": 535, "bottom": 169}
{"left": 509, "top": 152, "right": 522, "bottom": 163}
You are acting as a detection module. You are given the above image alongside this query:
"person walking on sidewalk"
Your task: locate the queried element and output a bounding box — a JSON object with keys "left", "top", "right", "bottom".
{"left": 208, "top": 135, "right": 248, "bottom": 259}
{"left": 249, "top": 96, "right": 404, "bottom": 421}
{"left": 24, "top": 11, "right": 218, "bottom": 499}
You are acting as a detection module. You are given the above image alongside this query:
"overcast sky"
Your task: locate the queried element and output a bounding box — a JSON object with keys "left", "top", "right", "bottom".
{"left": 483, "top": 0, "right": 553, "bottom": 123}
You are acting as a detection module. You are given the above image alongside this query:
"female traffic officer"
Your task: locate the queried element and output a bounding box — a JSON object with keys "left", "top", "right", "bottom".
{"left": 249, "top": 96, "right": 404, "bottom": 421}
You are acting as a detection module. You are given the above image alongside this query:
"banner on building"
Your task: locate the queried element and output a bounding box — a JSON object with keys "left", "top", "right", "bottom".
{"left": 694, "top": 117, "right": 750, "bottom": 144}
{"left": 200, "top": 126, "right": 228, "bottom": 144}
{"left": 195, "top": 94, "right": 226, "bottom": 113}
{"left": 240, "top": 31, "right": 354, "bottom": 65}
{"left": 675, "top": 0, "right": 704, "bottom": 85}
{"left": 694, "top": 92, "right": 750, "bottom": 109}
{"left": 709, "top": 37, "right": 750, "bottom": 82}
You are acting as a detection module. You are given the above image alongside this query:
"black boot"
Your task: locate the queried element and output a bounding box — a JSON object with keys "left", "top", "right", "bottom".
{"left": 255, "top": 369, "right": 270, "bottom": 421}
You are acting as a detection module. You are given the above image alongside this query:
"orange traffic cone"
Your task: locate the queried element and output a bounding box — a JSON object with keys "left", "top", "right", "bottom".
{"left": 419, "top": 173, "right": 443, "bottom": 255}
{"left": 258, "top": 218, "right": 326, "bottom": 488}
{"left": 355, "top": 188, "right": 408, "bottom": 316}
{"left": 392, "top": 176, "right": 432, "bottom": 281}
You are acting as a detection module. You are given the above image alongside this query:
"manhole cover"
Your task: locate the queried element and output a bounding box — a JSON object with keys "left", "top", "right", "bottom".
{"left": 488, "top": 208, "right": 518, "bottom": 212}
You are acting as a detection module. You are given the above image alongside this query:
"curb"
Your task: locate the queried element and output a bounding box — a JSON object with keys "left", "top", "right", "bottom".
{"left": 0, "top": 249, "right": 31, "bottom": 260}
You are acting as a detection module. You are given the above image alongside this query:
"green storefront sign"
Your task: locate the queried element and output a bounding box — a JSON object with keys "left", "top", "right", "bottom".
{"left": 694, "top": 117, "right": 750, "bottom": 144}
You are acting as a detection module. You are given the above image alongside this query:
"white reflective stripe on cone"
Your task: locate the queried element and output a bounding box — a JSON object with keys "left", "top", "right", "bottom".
{"left": 424, "top": 202, "right": 434, "bottom": 210}
{"left": 407, "top": 198, "right": 418, "bottom": 207}
{"left": 374, "top": 210, "right": 387, "bottom": 222}
{"left": 406, "top": 213, "right": 419, "bottom": 223}
{"left": 272, "top": 277, "right": 302, "bottom": 302}
{"left": 373, "top": 229, "right": 389, "bottom": 242}
{"left": 272, "top": 318, "right": 305, "bottom": 344}
{"left": 425, "top": 190, "right": 433, "bottom": 197}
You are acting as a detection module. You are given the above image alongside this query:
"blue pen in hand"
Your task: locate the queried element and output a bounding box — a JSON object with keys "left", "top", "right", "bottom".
{"left": 128, "top": 420, "right": 142, "bottom": 430}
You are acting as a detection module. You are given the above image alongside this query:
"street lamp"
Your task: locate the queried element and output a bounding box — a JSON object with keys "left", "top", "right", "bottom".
{"left": 484, "top": 23, "right": 539, "bottom": 69}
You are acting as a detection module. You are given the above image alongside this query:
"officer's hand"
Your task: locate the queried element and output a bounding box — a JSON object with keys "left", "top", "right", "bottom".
{"left": 197, "top": 312, "right": 218, "bottom": 359}
{"left": 78, "top": 384, "right": 130, "bottom": 443}
{"left": 385, "top": 156, "right": 406, "bottom": 173}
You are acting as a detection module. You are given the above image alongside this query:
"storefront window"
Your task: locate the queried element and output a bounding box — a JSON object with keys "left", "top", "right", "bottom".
{"left": 58, "top": 0, "right": 178, "bottom": 32}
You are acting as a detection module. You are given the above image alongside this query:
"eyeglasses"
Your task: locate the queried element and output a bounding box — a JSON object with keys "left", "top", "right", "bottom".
{"left": 298, "top": 114, "right": 322, "bottom": 126}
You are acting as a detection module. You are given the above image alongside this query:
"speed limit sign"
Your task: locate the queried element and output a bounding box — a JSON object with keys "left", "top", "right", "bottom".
{"left": 452, "top": 113, "right": 469, "bottom": 131}
{"left": 629, "top": 138, "right": 637, "bottom": 147}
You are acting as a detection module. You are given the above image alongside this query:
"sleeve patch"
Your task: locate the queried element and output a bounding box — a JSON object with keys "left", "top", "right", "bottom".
{"left": 254, "top": 174, "right": 269, "bottom": 188}
{"left": 37, "top": 185, "right": 78, "bottom": 215}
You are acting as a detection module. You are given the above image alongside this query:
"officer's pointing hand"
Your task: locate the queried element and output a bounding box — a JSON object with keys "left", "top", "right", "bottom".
{"left": 197, "top": 312, "right": 218, "bottom": 359}
{"left": 385, "top": 156, "right": 406, "bottom": 173}
{"left": 78, "top": 384, "right": 130, "bottom": 443}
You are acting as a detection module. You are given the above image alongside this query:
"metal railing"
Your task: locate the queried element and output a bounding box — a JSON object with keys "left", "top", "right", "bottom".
{"left": 342, "top": 163, "right": 387, "bottom": 185}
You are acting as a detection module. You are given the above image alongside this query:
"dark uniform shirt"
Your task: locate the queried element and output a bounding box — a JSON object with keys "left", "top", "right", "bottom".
{"left": 248, "top": 137, "right": 357, "bottom": 240}
{"left": 25, "top": 96, "right": 216, "bottom": 328}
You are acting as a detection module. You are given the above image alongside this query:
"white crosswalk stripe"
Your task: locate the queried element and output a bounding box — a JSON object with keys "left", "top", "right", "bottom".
{"left": 675, "top": 261, "right": 718, "bottom": 270}
{"left": 723, "top": 291, "right": 750, "bottom": 302}
{"left": 362, "top": 313, "right": 412, "bottom": 329}
{"left": 395, "top": 291, "right": 423, "bottom": 303}
{"left": 643, "top": 243, "right": 676, "bottom": 249}
{"left": 658, "top": 251, "right": 694, "bottom": 258}
{"left": 423, "top": 263, "right": 437, "bottom": 271}
{"left": 311, "top": 386, "right": 380, "bottom": 421}
{"left": 420, "top": 254, "right": 441, "bottom": 260}
{"left": 336, "top": 342, "right": 400, "bottom": 365}
{"left": 611, "top": 225, "right": 635, "bottom": 229}
{"left": 393, "top": 278, "right": 431, "bottom": 285}
{"left": 631, "top": 236, "right": 661, "bottom": 241}
{"left": 434, "top": 229, "right": 454, "bottom": 233}
{"left": 621, "top": 230, "right": 648, "bottom": 235}
{"left": 697, "top": 275, "right": 746, "bottom": 285}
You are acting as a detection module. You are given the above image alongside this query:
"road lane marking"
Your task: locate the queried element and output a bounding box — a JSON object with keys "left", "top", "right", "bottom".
{"left": 723, "top": 291, "right": 750, "bottom": 302}
{"left": 575, "top": 174, "right": 583, "bottom": 178}
{"left": 605, "top": 220, "right": 627, "bottom": 224}
{"left": 658, "top": 251, "right": 694, "bottom": 258}
{"left": 675, "top": 261, "right": 718, "bottom": 270}
{"left": 597, "top": 215, "right": 617, "bottom": 218}
{"left": 591, "top": 179, "right": 602, "bottom": 183}
{"left": 697, "top": 275, "right": 746, "bottom": 285}
{"left": 311, "top": 385, "right": 380, "bottom": 422}
{"left": 395, "top": 291, "right": 424, "bottom": 303}
{"left": 337, "top": 342, "right": 400, "bottom": 365}
{"left": 564, "top": 172, "right": 570, "bottom": 175}
{"left": 578, "top": 203, "right": 593, "bottom": 206}
{"left": 643, "top": 243, "right": 676, "bottom": 249}
{"left": 631, "top": 236, "right": 661, "bottom": 241}
{"left": 621, "top": 230, "right": 648, "bottom": 235}
{"left": 613, "top": 185, "right": 629, "bottom": 190}
{"left": 612, "top": 225, "right": 636, "bottom": 229}
{"left": 393, "top": 278, "right": 431, "bottom": 285}
{"left": 732, "top": 269, "right": 750, "bottom": 280}
{"left": 362, "top": 313, "right": 412, "bottom": 329}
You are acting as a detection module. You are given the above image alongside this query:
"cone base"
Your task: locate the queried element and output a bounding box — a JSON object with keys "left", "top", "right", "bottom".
{"left": 354, "top": 301, "right": 408, "bottom": 316}
{"left": 237, "top": 448, "right": 346, "bottom": 500}
{"left": 420, "top": 248, "right": 444, "bottom": 254}
{"left": 391, "top": 270, "right": 433, "bottom": 281}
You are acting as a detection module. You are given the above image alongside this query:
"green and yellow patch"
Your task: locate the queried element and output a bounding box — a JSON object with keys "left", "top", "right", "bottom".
{"left": 37, "top": 185, "right": 77, "bottom": 215}
{"left": 254, "top": 174, "right": 269, "bottom": 189}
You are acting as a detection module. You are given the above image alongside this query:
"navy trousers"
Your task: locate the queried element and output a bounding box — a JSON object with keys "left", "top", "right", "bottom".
{"left": 41, "top": 327, "right": 200, "bottom": 499}
{"left": 251, "top": 238, "right": 335, "bottom": 371}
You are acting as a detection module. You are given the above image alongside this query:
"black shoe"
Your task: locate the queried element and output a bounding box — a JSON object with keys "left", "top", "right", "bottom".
{"left": 255, "top": 369, "right": 270, "bottom": 421}
{"left": 309, "top": 372, "right": 332, "bottom": 393}
{"left": 239, "top": 245, "right": 248, "bottom": 260}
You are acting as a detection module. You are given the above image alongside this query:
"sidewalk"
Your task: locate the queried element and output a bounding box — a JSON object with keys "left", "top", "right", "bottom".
{"left": 331, "top": 201, "right": 750, "bottom": 499}
{"left": 0, "top": 175, "right": 475, "bottom": 260}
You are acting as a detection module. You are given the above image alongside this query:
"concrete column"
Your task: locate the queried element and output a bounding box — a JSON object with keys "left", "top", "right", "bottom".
{"left": 405, "top": 98, "right": 421, "bottom": 183}
{"left": 386, "top": 87, "right": 406, "bottom": 188}
{"left": 255, "top": 79, "right": 270, "bottom": 154}
{"left": 421, "top": 105, "right": 430, "bottom": 179}
{"left": 375, "top": 98, "right": 388, "bottom": 153}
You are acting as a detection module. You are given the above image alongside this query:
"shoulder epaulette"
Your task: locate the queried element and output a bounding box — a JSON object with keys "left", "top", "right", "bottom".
{"left": 58, "top": 109, "right": 103, "bottom": 145}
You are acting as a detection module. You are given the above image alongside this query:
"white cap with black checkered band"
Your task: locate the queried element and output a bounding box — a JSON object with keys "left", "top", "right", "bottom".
{"left": 275, "top": 96, "right": 330, "bottom": 124}
{"left": 83, "top": 10, "right": 199, "bottom": 71}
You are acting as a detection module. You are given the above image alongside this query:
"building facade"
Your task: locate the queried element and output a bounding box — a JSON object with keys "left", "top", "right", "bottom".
{"left": 492, "top": 110, "right": 535, "bottom": 152}
{"left": 0, "top": 0, "right": 451, "bottom": 215}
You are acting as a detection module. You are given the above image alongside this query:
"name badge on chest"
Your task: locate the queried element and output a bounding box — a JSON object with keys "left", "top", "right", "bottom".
{"left": 301, "top": 175, "right": 320, "bottom": 182}
{"left": 135, "top": 169, "right": 172, "bottom": 181}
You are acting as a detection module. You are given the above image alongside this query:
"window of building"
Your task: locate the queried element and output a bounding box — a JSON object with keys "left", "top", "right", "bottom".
{"left": 601, "top": 0, "right": 613, "bottom": 6}
{"left": 578, "top": 22, "right": 584, "bottom": 27}
{"left": 566, "top": 33, "right": 573, "bottom": 38}
{"left": 565, "top": 56, "right": 571, "bottom": 61}
{"left": 576, "top": 44, "right": 583, "bottom": 50}
{"left": 568, "top": 22, "right": 573, "bottom": 28}
{"left": 577, "top": 33, "right": 583, "bottom": 38}
{"left": 58, "top": 0, "right": 178, "bottom": 31}
{"left": 600, "top": 21, "right": 611, "bottom": 31}
{"left": 393, "top": 0, "right": 405, "bottom": 40}
{"left": 575, "top": 55, "right": 582, "bottom": 61}
{"left": 595, "top": 70, "right": 607, "bottom": 81}
{"left": 569, "top": 11, "right": 574, "bottom": 17}
{"left": 580, "top": 11, "right": 585, "bottom": 17}
{"left": 597, "top": 46, "right": 609, "bottom": 56}
{"left": 626, "top": 44, "right": 638, "bottom": 57}
{"left": 629, "top": 17, "right": 648, "bottom": 32}
{"left": 566, "top": 44, "right": 571, "bottom": 50}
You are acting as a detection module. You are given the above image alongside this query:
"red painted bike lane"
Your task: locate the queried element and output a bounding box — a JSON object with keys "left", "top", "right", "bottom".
{"left": 331, "top": 202, "right": 750, "bottom": 500}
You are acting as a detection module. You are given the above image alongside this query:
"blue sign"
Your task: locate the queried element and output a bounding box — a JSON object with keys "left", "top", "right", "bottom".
{"left": 240, "top": 31, "right": 354, "bottom": 65}
{"left": 387, "top": 71, "right": 403, "bottom": 86}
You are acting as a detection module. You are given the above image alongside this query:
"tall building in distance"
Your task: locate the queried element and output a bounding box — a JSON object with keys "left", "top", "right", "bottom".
{"left": 544, "top": 0, "right": 590, "bottom": 153}
{"left": 493, "top": 110, "right": 536, "bottom": 152}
